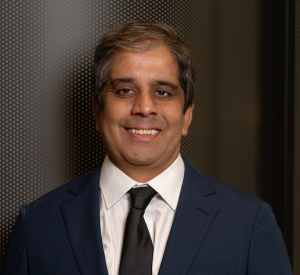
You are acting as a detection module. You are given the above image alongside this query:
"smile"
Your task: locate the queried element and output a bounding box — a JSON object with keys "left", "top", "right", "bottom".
{"left": 126, "top": 129, "right": 160, "bottom": 136}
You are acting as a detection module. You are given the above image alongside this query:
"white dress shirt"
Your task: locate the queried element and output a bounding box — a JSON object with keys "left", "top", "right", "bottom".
{"left": 99, "top": 154, "right": 185, "bottom": 275}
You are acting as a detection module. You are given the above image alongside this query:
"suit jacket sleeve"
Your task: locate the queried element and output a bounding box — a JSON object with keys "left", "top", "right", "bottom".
{"left": 1, "top": 206, "right": 28, "bottom": 275}
{"left": 248, "top": 203, "right": 293, "bottom": 274}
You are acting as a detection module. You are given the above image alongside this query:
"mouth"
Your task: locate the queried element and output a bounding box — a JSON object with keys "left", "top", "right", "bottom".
{"left": 126, "top": 128, "right": 160, "bottom": 136}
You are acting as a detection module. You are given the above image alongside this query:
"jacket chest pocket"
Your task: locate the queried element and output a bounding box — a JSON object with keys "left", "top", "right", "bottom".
{"left": 187, "top": 263, "right": 234, "bottom": 275}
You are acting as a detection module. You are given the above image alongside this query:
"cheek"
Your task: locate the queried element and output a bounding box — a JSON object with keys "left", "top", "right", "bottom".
{"left": 106, "top": 99, "right": 131, "bottom": 117}
{"left": 101, "top": 105, "right": 120, "bottom": 124}
{"left": 99, "top": 105, "right": 128, "bottom": 137}
{"left": 161, "top": 105, "right": 185, "bottom": 130}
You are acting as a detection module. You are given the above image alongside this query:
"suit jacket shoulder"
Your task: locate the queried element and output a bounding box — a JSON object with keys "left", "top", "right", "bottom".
{"left": 26, "top": 164, "right": 101, "bottom": 211}
{"left": 183, "top": 155, "right": 262, "bottom": 207}
{"left": 159, "top": 157, "right": 292, "bottom": 275}
{"left": 2, "top": 164, "right": 108, "bottom": 275}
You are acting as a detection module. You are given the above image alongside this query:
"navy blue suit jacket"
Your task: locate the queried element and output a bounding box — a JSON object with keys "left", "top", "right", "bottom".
{"left": 2, "top": 158, "right": 292, "bottom": 274}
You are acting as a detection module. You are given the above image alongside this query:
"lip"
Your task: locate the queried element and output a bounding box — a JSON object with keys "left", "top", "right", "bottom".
{"left": 124, "top": 126, "right": 161, "bottom": 131}
{"left": 124, "top": 127, "right": 161, "bottom": 140}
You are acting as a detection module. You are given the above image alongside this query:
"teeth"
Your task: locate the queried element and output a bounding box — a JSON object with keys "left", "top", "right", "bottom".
{"left": 127, "top": 129, "right": 159, "bottom": 136}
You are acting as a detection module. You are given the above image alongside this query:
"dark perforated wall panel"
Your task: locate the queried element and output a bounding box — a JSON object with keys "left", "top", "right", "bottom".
{"left": 1, "top": 0, "right": 262, "bottom": 268}
{"left": 182, "top": 1, "right": 260, "bottom": 196}
{"left": 294, "top": 1, "right": 300, "bottom": 273}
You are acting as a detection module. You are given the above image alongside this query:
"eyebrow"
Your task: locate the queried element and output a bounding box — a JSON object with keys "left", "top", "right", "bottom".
{"left": 110, "top": 78, "right": 134, "bottom": 87}
{"left": 109, "top": 78, "right": 179, "bottom": 90}
{"left": 154, "top": 80, "right": 179, "bottom": 90}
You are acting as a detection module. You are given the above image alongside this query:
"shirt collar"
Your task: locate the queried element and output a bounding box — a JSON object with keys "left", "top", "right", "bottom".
{"left": 99, "top": 154, "right": 184, "bottom": 211}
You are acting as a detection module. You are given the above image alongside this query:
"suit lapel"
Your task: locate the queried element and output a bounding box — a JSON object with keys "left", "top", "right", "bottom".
{"left": 61, "top": 165, "right": 109, "bottom": 275}
{"left": 158, "top": 159, "right": 219, "bottom": 275}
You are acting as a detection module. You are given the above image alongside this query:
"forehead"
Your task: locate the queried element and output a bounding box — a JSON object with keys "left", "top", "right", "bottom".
{"left": 108, "top": 46, "right": 180, "bottom": 83}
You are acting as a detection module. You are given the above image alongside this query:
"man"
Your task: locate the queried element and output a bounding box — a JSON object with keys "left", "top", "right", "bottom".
{"left": 2, "top": 19, "right": 292, "bottom": 275}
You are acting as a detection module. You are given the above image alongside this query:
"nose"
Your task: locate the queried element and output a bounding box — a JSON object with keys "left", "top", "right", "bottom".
{"left": 131, "top": 90, "right": 158, "bottom": 117}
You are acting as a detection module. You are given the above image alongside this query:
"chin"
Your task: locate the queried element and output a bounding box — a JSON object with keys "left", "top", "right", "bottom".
{"left": 125, "top": 154, "right": 160, "bottom": 167}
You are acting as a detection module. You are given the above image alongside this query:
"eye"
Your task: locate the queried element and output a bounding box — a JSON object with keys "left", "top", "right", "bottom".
{"left": 116, "top": 89, "right": 135, "bottom": 95}
{"left": 154, "top": 90, "right": 171, "bottom": 97}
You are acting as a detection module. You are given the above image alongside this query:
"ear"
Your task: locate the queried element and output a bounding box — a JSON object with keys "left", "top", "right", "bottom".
{"left": 182, "top": 103, "right": 194, "bottom": 136}
{"left": 93, "top": 100, "right": 101, "bottom": 132}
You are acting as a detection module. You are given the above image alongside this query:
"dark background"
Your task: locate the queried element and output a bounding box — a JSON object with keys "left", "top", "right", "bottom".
{"left": 1, "top": 0, "right": 299, "bottom": 273}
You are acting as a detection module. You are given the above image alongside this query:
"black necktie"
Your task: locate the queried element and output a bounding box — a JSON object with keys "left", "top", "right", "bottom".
{"left": 119, "top": 186, "right": 157, "bottom": 275}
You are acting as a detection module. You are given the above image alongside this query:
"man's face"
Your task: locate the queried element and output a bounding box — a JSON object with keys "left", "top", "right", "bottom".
{"left": 94, "top": 45, "right": 193, "bottom": 180}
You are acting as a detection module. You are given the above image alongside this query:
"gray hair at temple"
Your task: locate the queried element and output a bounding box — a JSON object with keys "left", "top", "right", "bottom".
{"left": 93, "top": 19, "right": 195, "bottom": 113}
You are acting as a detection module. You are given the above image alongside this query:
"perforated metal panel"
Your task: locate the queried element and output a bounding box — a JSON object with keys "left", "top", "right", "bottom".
{"left": 182, "top": 1, "right": 261, "bottom": 196}
{"left": 294, "top": 1, "right": 300, "bottom": 273}
{"left": 1, "top": 0, "right": 262, "bottom": 268}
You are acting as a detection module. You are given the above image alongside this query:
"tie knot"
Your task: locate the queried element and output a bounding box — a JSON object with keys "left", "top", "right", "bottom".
{"left": 128, "top": 186, "right": 157, "bottom": 210}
